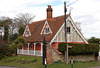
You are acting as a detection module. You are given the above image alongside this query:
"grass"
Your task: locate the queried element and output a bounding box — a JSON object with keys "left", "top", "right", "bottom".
{"left": 0, "top": 56, "right": 100, "bottom": 68}
{"left": 0, "top": 56, "right": 42, "bottom": 68}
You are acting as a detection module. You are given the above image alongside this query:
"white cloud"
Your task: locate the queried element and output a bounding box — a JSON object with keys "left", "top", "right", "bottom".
{"left": 0, "top": 0, "right": 100, "bottom": 38}
{"left": 69, "top": 0, "right": 100, "bottom": 38}
{"left": 0, "top": 0, "right": 55, "bottom": 18}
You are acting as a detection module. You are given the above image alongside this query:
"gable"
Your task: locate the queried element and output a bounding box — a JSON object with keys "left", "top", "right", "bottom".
{"left": 40, "top": 20, "right": 52, "bottom": 35}
{"left": 66, "top": 20, "right": 84, "bottom": 42}
{"left": 23, "top": 25, "right": 31, "bottom": 37}
{"left": 50, "top": 16, "right": 88, "bottom": 45}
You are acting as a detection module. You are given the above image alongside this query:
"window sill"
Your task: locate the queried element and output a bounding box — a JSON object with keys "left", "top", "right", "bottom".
{"left": 25, "top": 35, "right": 30, "bottom": 37}
{"left": 67, "top": 33, "right": 71, "bottom": 34}
{"left": 44, "top": 33, "right": 50, "bottom": 34}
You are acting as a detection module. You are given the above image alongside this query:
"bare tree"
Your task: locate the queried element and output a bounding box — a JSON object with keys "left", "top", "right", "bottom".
{"left": 9, "top": 13, "right": 35, "bottom": 36}
{"left": 14, "top": 13, "right": 35, "bottom": 27}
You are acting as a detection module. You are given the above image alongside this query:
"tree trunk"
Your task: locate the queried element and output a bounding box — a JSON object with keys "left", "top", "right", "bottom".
{"left": 18, "top": 49, "right": 20, "bottom": 61}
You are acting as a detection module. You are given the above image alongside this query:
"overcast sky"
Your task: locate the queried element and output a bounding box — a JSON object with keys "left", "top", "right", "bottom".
{"left": 0, "top": 0, "right": 100, "bottom": 39}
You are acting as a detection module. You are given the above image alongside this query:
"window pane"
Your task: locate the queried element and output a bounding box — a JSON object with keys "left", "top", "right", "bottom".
{"left": 45, "top": 28, "right": 49, "bottom": 33}
{"left": 26, "top": 31, "right": 29, "bottom": 35}
{"left": 66, "top": 27, "right": 70, "bottom": 33}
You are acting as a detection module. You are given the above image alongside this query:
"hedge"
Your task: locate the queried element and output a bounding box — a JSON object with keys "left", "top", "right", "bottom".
{"left": 57, "top": 43, "right": 67, "bottom": 54}
{"left": 58, "top": 43, "right": 99, "bottom": 55}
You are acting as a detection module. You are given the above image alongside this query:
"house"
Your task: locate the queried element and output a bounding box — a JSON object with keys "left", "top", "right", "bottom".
{"left": 17, "top": 5, "right": 88, "bottom": 64}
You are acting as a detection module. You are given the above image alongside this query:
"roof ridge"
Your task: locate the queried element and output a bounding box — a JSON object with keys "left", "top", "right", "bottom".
{"left": 29, "top": 14, "right": 69, "bottom": 25}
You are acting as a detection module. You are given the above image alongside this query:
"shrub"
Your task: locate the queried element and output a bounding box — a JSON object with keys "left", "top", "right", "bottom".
{"left": 58, "top": 43, "right": 99, "bottom": 55}
{"left": 0, "top": 44, "right": 16, "bottom": 60}
{"left": 0, "top": 54, "right": 3, "bottom": 59}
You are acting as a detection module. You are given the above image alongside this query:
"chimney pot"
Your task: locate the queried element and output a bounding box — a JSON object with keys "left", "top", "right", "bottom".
{"left": 47, "top": 5, "right": 53, "bottom": 19}
{"left": 48, "top": 5, "right": 51, "bottom": 8}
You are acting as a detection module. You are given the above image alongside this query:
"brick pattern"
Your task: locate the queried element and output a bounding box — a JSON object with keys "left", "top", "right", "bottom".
{"left": 46, "top": 5, "right": 53, "bottom": 19}
{"left": 46, "top": 46, "right": 53, "bottom": 64}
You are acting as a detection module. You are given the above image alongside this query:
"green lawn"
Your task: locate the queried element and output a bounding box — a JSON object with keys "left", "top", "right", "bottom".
{"left": 0, "top": 56, "right": 100, "bottom": 68}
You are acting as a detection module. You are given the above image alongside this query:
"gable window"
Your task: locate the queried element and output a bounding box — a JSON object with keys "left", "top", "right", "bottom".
{"left": 41, "top": 21, "right": 53, "bottom": 35}
{"left": 26, "top": 31, "right": 29, "bottom": 36}
{"left": 66, "top": 27, "right": 71, "bottom": 33}
{"left": 45, "top": 28, "right": 49, "bottom": 34}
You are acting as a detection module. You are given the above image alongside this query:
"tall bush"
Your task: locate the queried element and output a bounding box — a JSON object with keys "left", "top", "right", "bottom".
{"left": 0, "top": 44, "right": 15, "bottom": 60}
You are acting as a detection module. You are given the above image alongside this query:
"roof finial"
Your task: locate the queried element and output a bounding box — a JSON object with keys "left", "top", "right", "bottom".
{"left": 69, "top": 7, "right": 73, "bottom": 16}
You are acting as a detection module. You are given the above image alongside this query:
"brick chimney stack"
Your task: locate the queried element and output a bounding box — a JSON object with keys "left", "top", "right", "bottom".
{"left": 46, "top": 5, "right": 53, "bottom": 19}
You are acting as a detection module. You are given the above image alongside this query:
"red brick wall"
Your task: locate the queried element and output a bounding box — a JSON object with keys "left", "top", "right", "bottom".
{"left": 46, "top": 46, "right": 53, "bottom": 64}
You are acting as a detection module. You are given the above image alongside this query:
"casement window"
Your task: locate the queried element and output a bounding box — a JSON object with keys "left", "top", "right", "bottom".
{"left": 45, "top": 28, "right": 49, "bottom": 34}
{"left": 26, "top": 31, "right": 29, "bottom": 36}
{"left": 66, "top": 27, "right": 71, "bottom": 33}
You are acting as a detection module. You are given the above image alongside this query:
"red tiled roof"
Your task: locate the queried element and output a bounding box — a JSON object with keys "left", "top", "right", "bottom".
{"left": 24, "top": 15, "right": 69, "bottom": 42}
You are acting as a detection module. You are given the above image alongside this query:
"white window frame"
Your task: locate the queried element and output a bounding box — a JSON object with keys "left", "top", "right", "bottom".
{"left": 26, "top": 31, "right": 29, "bottom": 36}
{"left": 67, "top": 27, "right": 71, "bottom": 34}
{"left": 40, "top": 20, "right": 52, "bottom": 35}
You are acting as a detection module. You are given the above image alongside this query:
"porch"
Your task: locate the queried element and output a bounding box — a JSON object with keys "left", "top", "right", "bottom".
{"left": 17, "top": 43, "right": 43, "bottom": 56}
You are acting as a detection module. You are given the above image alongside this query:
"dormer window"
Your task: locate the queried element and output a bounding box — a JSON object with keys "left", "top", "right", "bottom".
{"left": 67, "top": 27, "right": 71, "bottom": 33}
{"left": 45, "top": 28, "right": 49, "bottom": 34}
{"left": 40, "top": 21, "right": 52, "bottom": 35}
{"left": 23, "top": 25, "right": 31, "bottom": 37}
